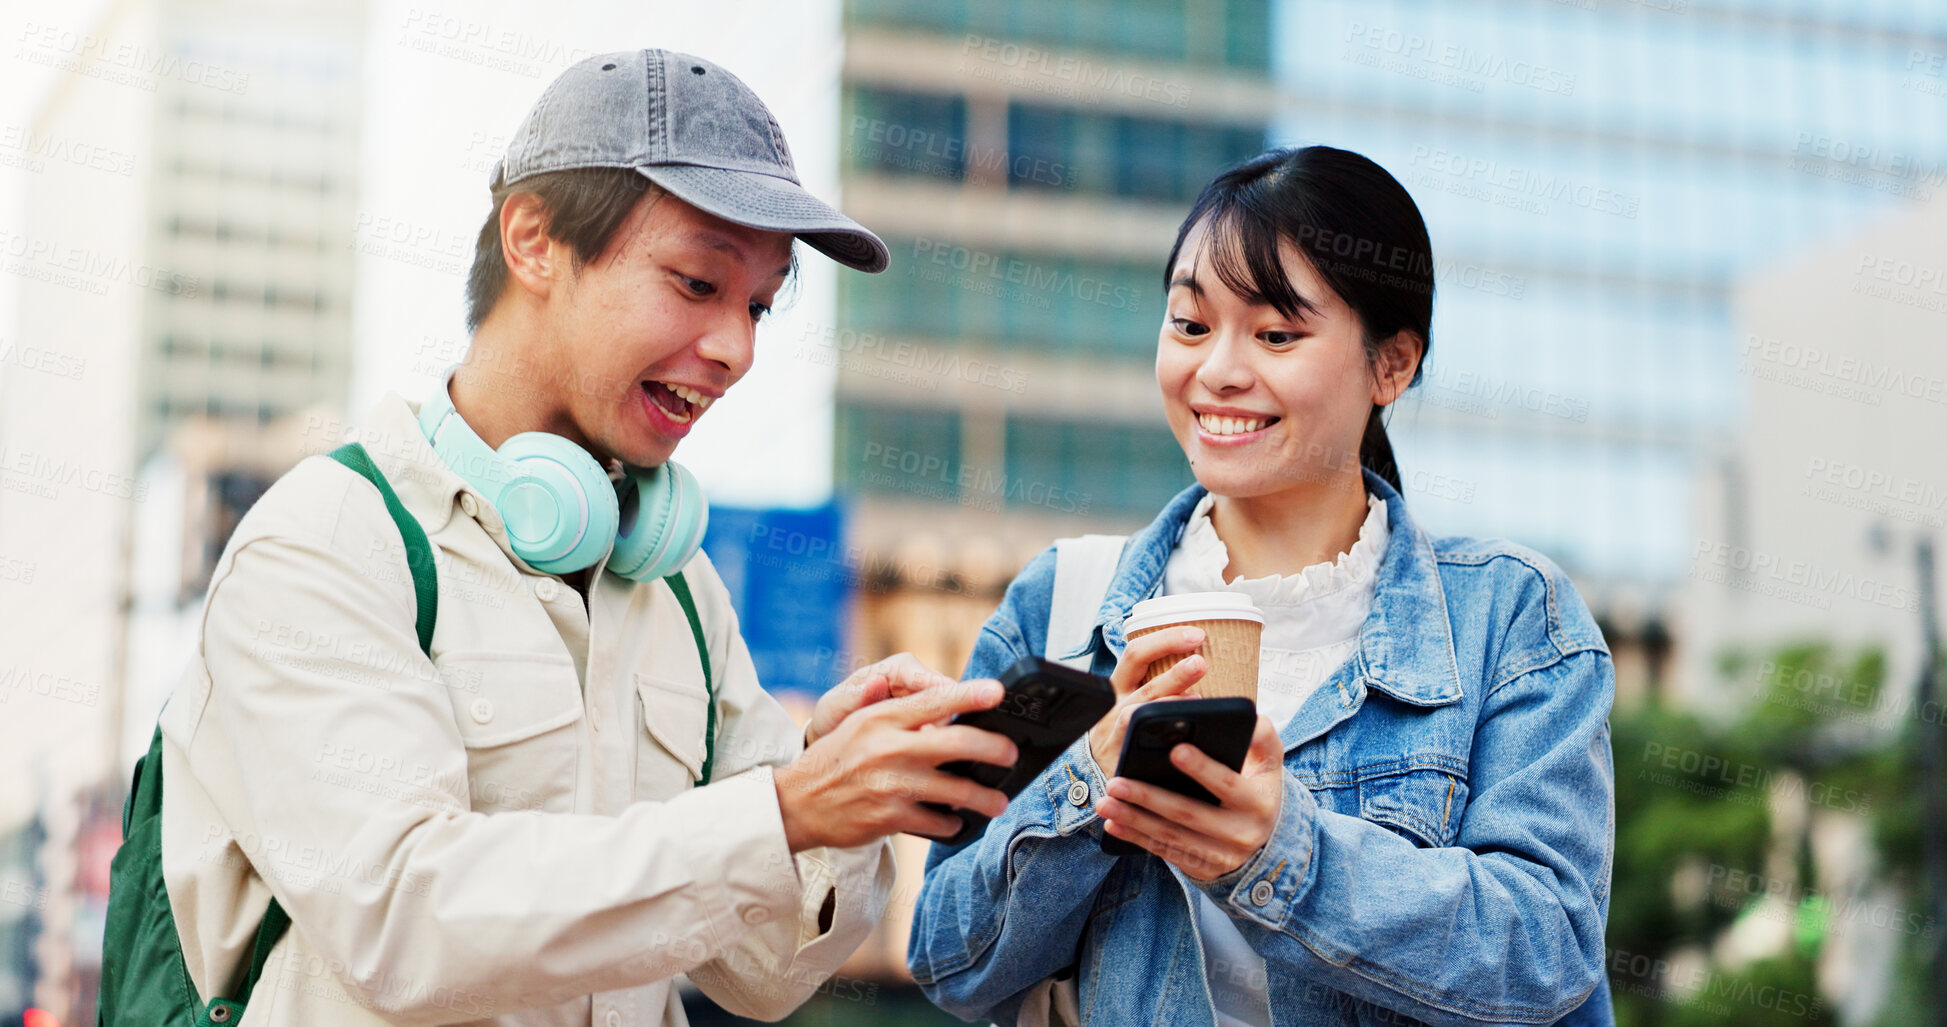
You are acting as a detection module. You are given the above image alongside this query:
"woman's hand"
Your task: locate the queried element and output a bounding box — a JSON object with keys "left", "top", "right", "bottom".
{"left": 1087, "top": 626, "right": 1208, "bottom": 777}
{"left": 1095, "top": 716, "right": 1286, "bottom": 880}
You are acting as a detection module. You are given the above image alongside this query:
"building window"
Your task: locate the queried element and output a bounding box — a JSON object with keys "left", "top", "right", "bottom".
{"left": 1005, "top": 415, "right": 1192, "bottom": 515}
{"left": 844, "top": 86, "right": 969, "bottom": 182}
{"left": 836, "top": 403, "right": 963, "bottom": 502}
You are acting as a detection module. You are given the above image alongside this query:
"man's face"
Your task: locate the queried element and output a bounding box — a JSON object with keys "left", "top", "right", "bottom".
{"left": 544, "top": 189, "right": 793, "bottom": 468}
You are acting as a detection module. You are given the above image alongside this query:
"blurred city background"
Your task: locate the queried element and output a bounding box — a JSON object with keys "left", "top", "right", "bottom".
{"left": 0, "top": 0, "right": 1942, "bottom": 1023}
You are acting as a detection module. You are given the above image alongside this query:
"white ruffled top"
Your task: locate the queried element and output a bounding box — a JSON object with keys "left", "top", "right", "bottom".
{"left": 1162, "top": 489, "right": 1389, "bottom": 1027}
{"left": 1160, "top": 490, "right": 1390, "bottom": 730}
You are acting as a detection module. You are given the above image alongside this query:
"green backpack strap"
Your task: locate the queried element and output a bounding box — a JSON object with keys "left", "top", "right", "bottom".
{"left": 662, "top": 571, "right": 718, "bottom": 784}
{"left": 329, "top": 442, "right": 438, "bottom": 653}
{"left": 98, "top": 443, "right": 439, "bottom": 1026}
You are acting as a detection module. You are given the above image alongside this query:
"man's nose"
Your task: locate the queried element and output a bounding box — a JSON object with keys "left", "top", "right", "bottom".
{"left": 693, "top": 310, "right": 755, "bottom": 380}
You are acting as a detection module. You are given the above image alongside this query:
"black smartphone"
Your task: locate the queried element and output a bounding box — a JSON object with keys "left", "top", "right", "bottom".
{"left": 1101, "top": 697, "right": 1256, "bottom": 855}
{"left": 919, "top": 656, "right": 1116, "bottom": 846}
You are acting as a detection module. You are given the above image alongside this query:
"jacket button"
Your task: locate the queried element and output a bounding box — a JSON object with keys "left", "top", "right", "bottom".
{"left": 1066, "top": 780, "right": 1090, "bottom": 807}
{"left": 534, "top": 577, "right": 560, "bottom": 602}
{"left": 604, "top": 1009, "right": 622, "bottom": 1027}
{"left": 590, "top": 705, "right": 604, "bottom": 732}
{"left": 742, "top": 905, "right": 771, "bottom": 925}
{"left": 1249, "top": 880, "right": 1275, "bottom": 906}
{"left": 459, "top": 493, "right": 479, "bottom": 517}
{"left": 470, "top": 698, "right": 494, "bottom": 724}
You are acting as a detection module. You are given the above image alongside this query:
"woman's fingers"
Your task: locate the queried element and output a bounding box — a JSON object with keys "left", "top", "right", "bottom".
{"left": 1241, "top": 716, "right": 1283, "bottom": 772}
{"left": 1130, "top": 653, "right": 1206, "bottom": 703}
{"left": 1111, "top": 626, "right": 1207, "bottom": 696}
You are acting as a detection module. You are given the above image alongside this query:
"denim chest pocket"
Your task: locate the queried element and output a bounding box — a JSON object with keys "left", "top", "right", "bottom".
{"left": 1355, "top": 760, "right": 1469, "bottom": 848}
{"left": 434, "top": 649, "right": 583, "bottom": 814}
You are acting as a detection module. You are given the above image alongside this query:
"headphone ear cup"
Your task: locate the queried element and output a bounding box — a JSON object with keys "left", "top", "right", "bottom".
{"left": 495, "top": 432, "right": 620, "bottom": 574}
{"left": 608, "top": 460, "right": 708, "bottom": 582}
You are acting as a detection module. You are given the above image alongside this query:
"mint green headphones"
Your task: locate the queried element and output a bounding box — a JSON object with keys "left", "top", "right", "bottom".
{"left": 416, "top": 365, "right": 708, "bottom": 581}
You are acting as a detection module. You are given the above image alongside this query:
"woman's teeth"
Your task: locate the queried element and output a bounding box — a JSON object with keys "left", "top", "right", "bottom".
{"left": 1198, "top": 413, "right": 1272, "bottom": 436}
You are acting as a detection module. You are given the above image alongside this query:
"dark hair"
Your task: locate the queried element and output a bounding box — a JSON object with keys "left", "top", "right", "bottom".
{"left": 464, "top": 167, "right": 660, "bottom": 334}
{"left": 1163, "top": 145, "right": 1433, "bottom": 493}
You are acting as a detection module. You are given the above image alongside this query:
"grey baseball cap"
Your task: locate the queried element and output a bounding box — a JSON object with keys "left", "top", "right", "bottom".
{"left": 490, "top": 49, "right": 888, "bottom": 274}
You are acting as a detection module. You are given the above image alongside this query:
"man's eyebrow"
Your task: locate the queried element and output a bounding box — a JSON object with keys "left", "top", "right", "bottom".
{"left": 691, "top": 229, "right": 792, "bottom": 278}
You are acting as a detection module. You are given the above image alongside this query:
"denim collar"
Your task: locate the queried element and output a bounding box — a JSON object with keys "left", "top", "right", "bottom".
{"left": 1081, "top": 468, "right": 1464, "bottom": 708}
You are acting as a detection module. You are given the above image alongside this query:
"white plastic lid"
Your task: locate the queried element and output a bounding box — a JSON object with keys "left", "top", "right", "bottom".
{"left": 1124, "top": 591, "right": 1264, "bottom": 634}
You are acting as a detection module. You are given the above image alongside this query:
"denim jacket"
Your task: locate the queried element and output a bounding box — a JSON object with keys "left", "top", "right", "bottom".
{"left": 909, "top": 470, "right": 1615, "bottom": 1026}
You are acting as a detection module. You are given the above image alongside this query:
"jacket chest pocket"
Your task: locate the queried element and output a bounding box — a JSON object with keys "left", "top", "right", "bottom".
{"left": 635, "top": 672, "right": 708, "bottom": 800}
{"left": 1356, "top": 762, "right": 1469, "bottom": 848}
{"left": 436, "top": 650, "right": 583, "bottom": 814}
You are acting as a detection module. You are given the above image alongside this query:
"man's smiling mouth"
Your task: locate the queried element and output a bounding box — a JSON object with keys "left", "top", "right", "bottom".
{"left": 642, "top": 380, "right": 715, "bottom": 424}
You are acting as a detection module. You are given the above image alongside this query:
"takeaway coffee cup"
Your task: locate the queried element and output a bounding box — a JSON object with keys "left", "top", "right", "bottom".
{"left": 1123, "top": 592, "right": 1264, "bottom": 702}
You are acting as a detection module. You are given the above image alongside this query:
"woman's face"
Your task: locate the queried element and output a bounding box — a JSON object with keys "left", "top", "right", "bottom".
{"left": 1156, "top": 218, "right": 1412, "bottom": 502}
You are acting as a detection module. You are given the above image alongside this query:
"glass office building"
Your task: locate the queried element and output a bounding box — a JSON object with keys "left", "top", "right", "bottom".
{"left": 1270, "top": 0, "right": 1947, "bottom": 601}
{"left": 832, "top": 0, "right": 1280, "bottom": 610}
{"left": 833, "top": 0, "right": 1947, "bottom": 644}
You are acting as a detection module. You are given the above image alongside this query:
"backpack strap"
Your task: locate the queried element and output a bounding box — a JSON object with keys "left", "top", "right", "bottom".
{"left": 328, "top": 442, "right": 438, "bottom": 654}
{"left": 661, "top": 571, "right": 718, "bottom": 784}
{"left": 100, "top": 444, "right": 442, "bottom": 1027}
{"left": 219, "top": 444, "right": 438, "bottom": 1006}
{"left": 1047, "top": 535, "right": 1128, "bottom": 670}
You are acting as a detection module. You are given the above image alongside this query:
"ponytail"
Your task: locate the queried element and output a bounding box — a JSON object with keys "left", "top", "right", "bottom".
{"left": 1360, "top": 405, "right": 1401, "bottom": 494}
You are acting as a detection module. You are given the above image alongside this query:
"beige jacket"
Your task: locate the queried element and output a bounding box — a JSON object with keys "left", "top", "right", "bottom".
{"left": 156, "top": 391, "right": 894, "bottom": 1026}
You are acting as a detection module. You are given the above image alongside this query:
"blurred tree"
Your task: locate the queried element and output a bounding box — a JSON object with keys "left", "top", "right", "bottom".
{"left": 1608, "top": 640, "right": 1937, "bottom": 1026}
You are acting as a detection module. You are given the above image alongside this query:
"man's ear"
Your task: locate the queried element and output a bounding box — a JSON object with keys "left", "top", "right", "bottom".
{"left": 1371, "top": 330, "right": 1425, "bottom": 407}
{"left": 500, "top": 192, "right": 560, "bottom": 301}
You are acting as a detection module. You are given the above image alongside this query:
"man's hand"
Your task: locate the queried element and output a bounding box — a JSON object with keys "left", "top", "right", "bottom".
{"left": 774, "top": 680, "right": 1018, "bottom": 851}
{"left": 803, "top": 653, "right": 955, "bottom": 749}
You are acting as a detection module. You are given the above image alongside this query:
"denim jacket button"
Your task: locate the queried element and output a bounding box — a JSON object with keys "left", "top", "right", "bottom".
{"left": 1067, "top": 780, "right": 1090, "bottom": 807}
{"left": 1249, "top": 880, "right": 1275, "bottom": 906}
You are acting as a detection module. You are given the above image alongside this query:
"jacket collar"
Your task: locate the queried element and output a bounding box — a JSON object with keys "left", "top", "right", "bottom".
{"left": 1086, "top": 468, "right": 1464, "bottom": 708}
{"left": 329, "top": 392, "right": 545, "bottom": 574}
